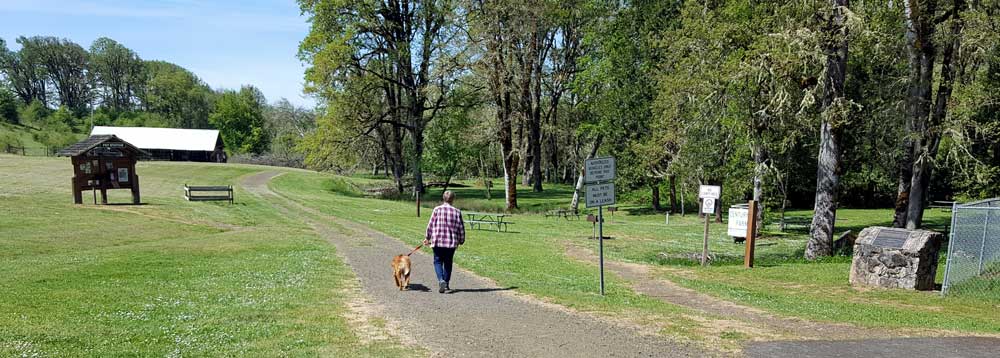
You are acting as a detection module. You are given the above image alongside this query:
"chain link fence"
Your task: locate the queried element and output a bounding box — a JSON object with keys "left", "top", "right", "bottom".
{"left": 942, "top": 199, "right": 1000, "bottom": 298}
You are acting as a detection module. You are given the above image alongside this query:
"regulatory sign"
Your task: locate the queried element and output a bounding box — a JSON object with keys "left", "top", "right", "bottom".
{"left": 728, "top": 207, "right": 749, "bottom": 237}
{"left": 701, "top": 198, "right": 716, "bottom": 214}
{"left": 584, "top": 157, "right": 616, "bottom": 184}
{"left": 698, "top": 185, "right": 721, "bottom": 199}
{"left": 585, "top": 182, "right": 616, "bottom": 208}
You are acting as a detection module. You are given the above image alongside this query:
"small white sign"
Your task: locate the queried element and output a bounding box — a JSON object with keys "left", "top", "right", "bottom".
{"left": 585, "top": 182, "right": 616, "bottom": 208}
{"left": 728, "top": 207, "right": 748, "bottom": 237}
{"left": 699, "top": 185, "right": 721, "bottom": 199}
{"left": 584, "top": 157, "right": 616, "bottom": 184}
{"left": 701, "top": 198, "right": 716, "bottom": 214}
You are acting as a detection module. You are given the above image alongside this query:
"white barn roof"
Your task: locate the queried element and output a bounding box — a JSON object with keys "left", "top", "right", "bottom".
{"left": 91, "top": 126, "right": 222, "bottom": 152}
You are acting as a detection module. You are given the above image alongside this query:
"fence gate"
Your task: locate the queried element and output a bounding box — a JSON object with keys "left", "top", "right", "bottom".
{"left": 941, "top": 198, "right": 1000, "bottom": 296}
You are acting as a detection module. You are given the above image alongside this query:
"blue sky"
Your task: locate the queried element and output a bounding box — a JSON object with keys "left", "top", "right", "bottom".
{"left": 0, "top": 0, "right": 316, "bottom": 107}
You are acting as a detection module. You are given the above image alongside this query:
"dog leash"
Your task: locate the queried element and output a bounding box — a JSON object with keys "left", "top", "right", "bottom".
{"left": 406, "top": 243, "right": 424, "bottom": 256}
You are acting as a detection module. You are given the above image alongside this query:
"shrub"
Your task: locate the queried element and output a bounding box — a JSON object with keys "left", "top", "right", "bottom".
{"left": 0, "top": 89, "right": 18, "bottom": 124}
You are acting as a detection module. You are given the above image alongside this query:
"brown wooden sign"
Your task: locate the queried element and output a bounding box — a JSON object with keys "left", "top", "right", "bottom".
{"left": 58, "top": 135, "right": 146, "bottom": 205}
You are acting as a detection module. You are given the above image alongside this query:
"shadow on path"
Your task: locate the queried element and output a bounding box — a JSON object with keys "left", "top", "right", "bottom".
{"left": 449, "top": 286, "right": 518, "bottom": 294}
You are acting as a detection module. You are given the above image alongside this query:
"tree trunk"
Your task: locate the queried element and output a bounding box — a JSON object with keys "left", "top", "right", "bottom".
{"left": 652, "top": 181, "right": 662, "bottom": 212}
{"left": 892, "top": 145, "right": 913, "bottom": 227}
{"left": 752, "top": 142, "right": 767, "bottom": 237}
{"left": 805, "top": 0, "right": 849, "bottom": 260}
{"left": 529, "top": 107, "right": 543, "bottom": 192}
{"left": 668, "top": 174, "right": 678, "bottom": 213}
{"left": 715, "top": 183, "right": 723, "bottom": 223}
{"left": 411, "top": 124, "right": 425, "bottom": 197}
{"left": 570, "top": 136, "right": 602, "bottom": 213}
{"left": 906, "top": 0, "right": 963, "bottom": 229}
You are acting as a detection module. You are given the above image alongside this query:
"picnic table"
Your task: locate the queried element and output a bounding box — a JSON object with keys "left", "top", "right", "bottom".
{"left": 464, "top": 211, "right": 513, "bottom": 232}
{"left": 930, "top": 200, "right": 956, "bottom": 212}
{"left": 545, "top": 208, "right": 580, "bottom": 220}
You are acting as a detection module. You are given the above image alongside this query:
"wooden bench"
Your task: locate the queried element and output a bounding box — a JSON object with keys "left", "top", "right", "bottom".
{"left": 184, "top": 184, "right": 233, "bottom": 204}
{"left": 930, "top": 200, "right": 955, "bottom": 212}
{"left": 778, "top": 216, "right": 811, "bottom": 231}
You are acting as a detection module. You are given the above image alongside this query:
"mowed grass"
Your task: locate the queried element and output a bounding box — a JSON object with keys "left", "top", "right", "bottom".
{"left": 278, "top": 172, "right": 1000, "bottom": 335}
{"left": 0, "top": 155, "right": 417, "bottom": 357}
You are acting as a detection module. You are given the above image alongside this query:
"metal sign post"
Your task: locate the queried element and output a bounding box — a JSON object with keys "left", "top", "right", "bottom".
{"left": 585, "top": 157, "right": 616, "bottom": 296}
{"left": 698, "top": 185, "right": 720, "bottom": 267}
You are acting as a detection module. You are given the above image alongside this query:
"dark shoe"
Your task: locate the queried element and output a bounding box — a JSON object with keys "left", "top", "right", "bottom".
{"left": 443, "top": 282, "right": 451, "bottom": 293}
{"left": 438, "top": 282, "right": 446, "bottom": 293}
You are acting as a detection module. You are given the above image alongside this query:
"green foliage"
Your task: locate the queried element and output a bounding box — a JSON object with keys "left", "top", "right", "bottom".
{"left": 49, "top": 106, "right": 77, "bottom": 127}
{"left": 210, "top": 86, "right": 270, "bottom": 154}
{"left": 0, "top": 88, "right": 18, "bottom": 124}
{"left": 0, "top": 130, "right": 22, "bottom": 148}
{"left": 114, "top": 111, "right": 170, "bottom": 128}
{"left": 89, "top": 37, "right": 145, "bottom": 111}
{"left": 143, "top": 60, "right": 215, "bottom": 128}
{"left": 16, "top": 100, "right": 49, "bottom": 128}
{"left": 264, "top": 98, "right": 315, "bottom": 160}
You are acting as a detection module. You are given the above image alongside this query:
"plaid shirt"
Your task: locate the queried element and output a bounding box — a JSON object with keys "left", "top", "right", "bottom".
{"left": 425, "top": 203, "right": 465, "bottom": 248}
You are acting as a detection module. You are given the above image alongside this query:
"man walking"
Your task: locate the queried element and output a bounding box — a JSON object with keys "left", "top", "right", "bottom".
{"left": 423, "top": 190, "right": 465, "bottom": 293}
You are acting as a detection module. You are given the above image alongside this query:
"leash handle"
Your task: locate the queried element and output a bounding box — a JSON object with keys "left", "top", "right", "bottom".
{"left": 406, "top": 243, "right": 424, "bottom": 256}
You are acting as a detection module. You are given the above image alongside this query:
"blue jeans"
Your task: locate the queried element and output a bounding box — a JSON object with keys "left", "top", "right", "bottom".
{"left": 432, "top": 247, "right": 456, "bottom": 283}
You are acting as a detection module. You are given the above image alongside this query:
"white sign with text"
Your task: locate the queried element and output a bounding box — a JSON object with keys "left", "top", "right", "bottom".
{"left": 728, "top": 207, "right": 749, "bottom": 237}
{"left": 698, "top": 185, "right": 721, "bottom": 199}
{"left": 586, "top": 182, "right": 616, "bottom": 208}
{"left": 584, "top": 157, "right": 616, "bottom": 184}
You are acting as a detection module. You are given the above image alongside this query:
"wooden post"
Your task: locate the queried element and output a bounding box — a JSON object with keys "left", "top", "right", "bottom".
{"left": 72, "top": 178, "right": 82, "bottom": 204}
{"left": 745, "top": 200, "right": 758, "bottom": 268}
{"left": 702, "top": 209, "right": 710, "bottom": 266}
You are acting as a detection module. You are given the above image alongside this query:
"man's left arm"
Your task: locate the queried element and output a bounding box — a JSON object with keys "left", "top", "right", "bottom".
{"left": 424, "top": 209, "right": 435, "bottom": 246}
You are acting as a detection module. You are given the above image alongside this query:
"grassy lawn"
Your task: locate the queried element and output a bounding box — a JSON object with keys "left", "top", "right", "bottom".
{"left": 0, "top": 155, "right": 416, "bottom": 356}
{"left": 4, "top": 154, "right": 996, "bottom": 356}
{"left": 277, "top": 172, "right": 1000, "bottom": 335}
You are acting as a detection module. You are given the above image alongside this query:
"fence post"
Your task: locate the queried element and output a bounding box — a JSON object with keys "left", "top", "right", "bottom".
{"left": 942, "top": 201, "right": 959, "bottom": 296}
{"left": 978, "top": 203, "right": 992, "bottom": 275}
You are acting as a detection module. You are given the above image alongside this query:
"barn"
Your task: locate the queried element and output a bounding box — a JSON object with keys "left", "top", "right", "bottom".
{"left": 90, "top": 126, "right": 227, "bottom": 162}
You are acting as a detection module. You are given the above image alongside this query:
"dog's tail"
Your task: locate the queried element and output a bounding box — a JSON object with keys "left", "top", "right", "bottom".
{"left": 406, "top": 243, "right": 423, "bottom": 256}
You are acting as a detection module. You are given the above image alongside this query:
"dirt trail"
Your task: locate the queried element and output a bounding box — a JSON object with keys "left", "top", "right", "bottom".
{"left": 564, "top": 244, "right": 891, "bottom": 341}
{"left": 563, "top": 241, "right": 1000, "bottom": 357}
{"left": 242, "top": 172, "right": 706, "bottom": 357}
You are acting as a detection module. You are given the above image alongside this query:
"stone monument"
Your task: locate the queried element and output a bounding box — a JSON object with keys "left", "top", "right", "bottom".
{"left": 849, "top": 227, "right": 943, "bottom": 290}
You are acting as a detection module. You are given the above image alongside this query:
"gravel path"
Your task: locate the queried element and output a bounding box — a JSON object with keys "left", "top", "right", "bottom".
{"left": 243, "top": 172, "right": 705, "bottom": 357}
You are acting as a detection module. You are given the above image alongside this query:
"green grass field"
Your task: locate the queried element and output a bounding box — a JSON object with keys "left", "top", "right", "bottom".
{"left": 0, "top": 155, "right": 417, "bottom": 356}
{"left": 2, "top": 155, "right": 997, "bottom": 356}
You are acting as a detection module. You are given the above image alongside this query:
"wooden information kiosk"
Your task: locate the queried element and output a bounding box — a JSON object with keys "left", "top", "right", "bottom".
{"left": 58, "top": 135, "right": 148, "bottom": 205}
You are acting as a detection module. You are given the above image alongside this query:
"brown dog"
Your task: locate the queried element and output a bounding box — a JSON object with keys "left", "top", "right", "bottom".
{"left": 391, "top": 254, "right": 412, "bottom": 291}
{"left": 392, "top": 244, "right": 423, "bottom": 291}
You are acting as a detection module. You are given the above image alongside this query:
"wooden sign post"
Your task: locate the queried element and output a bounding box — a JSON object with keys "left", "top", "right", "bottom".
{"left": 744, "top": 200, "right": 758, "bottom": 268}
{"left": 699, "top": 185, "right": 721, "bottom": 267}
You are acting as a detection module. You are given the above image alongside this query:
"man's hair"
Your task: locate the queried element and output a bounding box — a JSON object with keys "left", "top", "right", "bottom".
{"left": 443, "top": 190, "right": 455, "bottom": 203}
